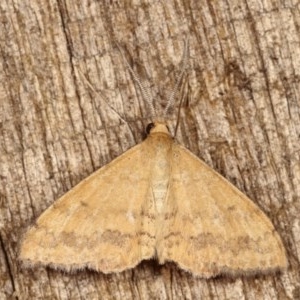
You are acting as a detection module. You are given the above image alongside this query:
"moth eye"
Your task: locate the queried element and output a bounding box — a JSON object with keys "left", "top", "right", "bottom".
{"left": 146, "top": 123, "right": 155, "bottom": 135}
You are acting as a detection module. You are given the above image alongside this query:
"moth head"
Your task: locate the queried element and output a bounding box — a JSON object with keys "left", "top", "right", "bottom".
{"left": 146, "top": 122, "right": 170, "bottom": 135}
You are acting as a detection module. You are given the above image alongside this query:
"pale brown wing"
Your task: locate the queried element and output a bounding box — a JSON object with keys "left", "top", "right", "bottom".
{"left": 20, "top": 142, "right": 156, "bottom": 273}
{"left": 157, "top": 143, "right": 287, "bottom": 278}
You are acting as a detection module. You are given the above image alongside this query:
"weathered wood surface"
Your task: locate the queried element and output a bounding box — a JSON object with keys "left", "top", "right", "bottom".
{"left": 0, "top": 1, "right": 299, "bottom": 299}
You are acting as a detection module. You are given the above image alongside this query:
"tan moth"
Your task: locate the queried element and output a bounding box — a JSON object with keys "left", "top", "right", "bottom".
{"left": 20, "top": 41, "right": 287, "bottom": 278}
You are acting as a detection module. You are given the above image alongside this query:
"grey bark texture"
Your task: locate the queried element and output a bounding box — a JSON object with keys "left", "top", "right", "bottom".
{"left": 1, "top": 0, "right": 299, "bottom": 299}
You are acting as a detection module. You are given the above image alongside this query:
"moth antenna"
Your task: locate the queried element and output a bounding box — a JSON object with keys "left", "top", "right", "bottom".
{"left": 115, "top": 42, "right": 156, "bottom": 117}
{"left": 163, "top": 37, "right": 189, "bottom": 117}
{"left": 76, "top": 66, "right": 128, "bottom": 124}
{"left": 173, "top": 81, "right": 187, "bottom": 138}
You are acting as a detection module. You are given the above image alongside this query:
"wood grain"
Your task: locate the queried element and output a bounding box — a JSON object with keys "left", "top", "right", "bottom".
{"left": 0, "top": 0, "right": 299, "bottom": 299}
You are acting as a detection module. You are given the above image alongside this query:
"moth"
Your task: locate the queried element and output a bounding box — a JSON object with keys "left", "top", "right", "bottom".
{"left": 20, "top": 41, "right": 287, "bottom": 278}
